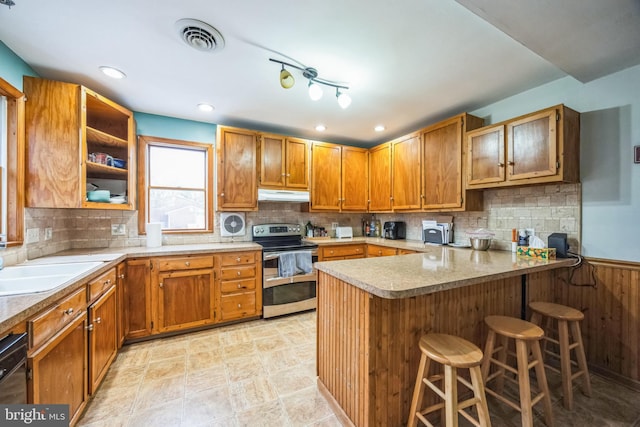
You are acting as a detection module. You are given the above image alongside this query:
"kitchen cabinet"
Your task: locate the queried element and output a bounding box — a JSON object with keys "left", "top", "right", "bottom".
{"left": 217, "top": 126, "right": 258, "bottom": 211}
{"left": 368, "top": 142, "right": 392, "bottom": 212}
{"left": 310, "top": 142, "right": 368, "bottom": 212}
{"left": 259, "top": 134, "right": 309, "bottom": 190}
{"left": 116, "top": 262, "right": 126, "bottom": 348}
{"left": 216, "top": 251, "right": 262, "bottom": 322}
{"left": 27, "top": 287, "right": 88, "bottom": 426}
{"left": 398, "top": 249, "right": 418, "bottom": 255}
{"left": 122, "top": 259, "right": 152, "bottom": 340}
{"left": 154, "top": 255, "right": 216, "bottom": 333}
{"left": 391, "top": 132, "right": 422, "bottom": 210}
{"left": 422, "top": 113, "right": 484, "bottom": 211}
{"left": 367, "top": 244, "right": 398, "bottom": 257}
{"left": 466, "top": 105, "right": 580, "bottom": 189}
{"left": 23, "top": 76, "right": 135, "bottom": 210}
{"left": 87, "top": 283, "right": 117, "bottom": 395}
{"left": 319, "top": 244, "right": 366, "bottom": 261}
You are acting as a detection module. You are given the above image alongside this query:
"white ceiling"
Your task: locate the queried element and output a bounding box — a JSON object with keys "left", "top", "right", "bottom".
{"left": 0, "top": 0, "right": 637, "bottom": 146}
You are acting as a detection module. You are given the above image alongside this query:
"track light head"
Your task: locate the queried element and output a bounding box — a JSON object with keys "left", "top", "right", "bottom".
{"left": 280, "top": 66, "right": 295, "bottom": 89}
{"left": 308, "top": 81, "right": 323, "bottom": 101}
{"left": 336, "top": 89, "right": 352, "bottom": 109}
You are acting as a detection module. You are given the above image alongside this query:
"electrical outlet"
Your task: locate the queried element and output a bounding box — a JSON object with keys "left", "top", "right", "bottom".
{"left": 331, "top": 222, "right": 339, "bottom": 230}
{"left": 44, "top": 227, "right": 53, "bottom": 240}
{"left": 26, "top": 228, "right": 39, "bottom": 244}
{"left": 111, "top": 224, "right": 126, "bottom": 236}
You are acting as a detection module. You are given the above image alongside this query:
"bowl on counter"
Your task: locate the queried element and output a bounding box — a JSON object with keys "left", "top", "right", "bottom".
{"left": 87, "top": 190, "right": 110, "bottom": 202}
{"left": 469, "top": 237, "right": 491, "bottom": 251}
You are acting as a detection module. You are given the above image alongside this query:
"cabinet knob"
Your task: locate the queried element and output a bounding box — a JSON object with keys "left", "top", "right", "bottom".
{"left": 94, "top": 317, "right": 101, "bottom": 324}
{"left": 508, "top": 161, "right": 515, "bottom": 166}
{"left": 236, "top": 257, "right": 241, "bottom": 262}
{"left": 390, "top": 196, "right": 394, "bottom": 200}
{"left": 119, "top": 274, "right": 125, "bottom": 279}
{"left": 237, "top": 304, "right": 242, "bottom": 308}
{"left": 220, "top": 193, "right": 225, "bottom": 197}
{"left": 330, "top": 250, "right": 334, "bottom": 254}
{"left": 286, "top": 173, "right": 291, "bottom": 177}
{"left": 105, "top": 279, "right": 111, "bottom": 286}
{"left": 498, "top": 163, "right": 505, "bottom": 167}
{"left": 86, "top": 324, "right": 94, "bottom": 331}
{"left": 159, "top": 282, "right": 164, "bottom": 288}
{"left": 185, "top": 261, "right": 190, "bottom": 266}
{"left": 237, "top": 271, "right": 241, "bottom": 276}
{"left": 63, "top": 308, "right": 74, "bottom": 316}
{"left": 281, "top": 173, "right": 286, "bottom": 176}
{"left": 237, "top": 283, "right": 242, "bottom": 289}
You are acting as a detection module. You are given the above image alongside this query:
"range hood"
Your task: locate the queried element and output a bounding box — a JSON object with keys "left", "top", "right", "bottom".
{"left": 258, "top": 188, "right": 310, "bottom": 203}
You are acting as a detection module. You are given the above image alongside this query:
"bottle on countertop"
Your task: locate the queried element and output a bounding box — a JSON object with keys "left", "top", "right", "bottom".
{"left": 375, "top": 219, "right": 381, "bottom": 237}
{"left": 305, "top": 221, "right": 314, "bottom": 238}
{"left": 369, "top": 214, "right": 376, "bottom": 237}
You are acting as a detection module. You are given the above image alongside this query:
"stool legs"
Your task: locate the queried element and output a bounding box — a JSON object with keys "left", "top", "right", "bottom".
{"left": 571, "top": 321, "right": 592, "bottom": 398}
{"left": 409, "top": 352, "right": 431, "bottom": 427}
{"left": 531, "top": 340, "right": 554, "bottom": 427}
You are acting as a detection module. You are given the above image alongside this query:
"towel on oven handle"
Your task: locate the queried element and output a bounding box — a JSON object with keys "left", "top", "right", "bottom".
{"left": 278, "top": 251, "right": 313, "bottom": 277}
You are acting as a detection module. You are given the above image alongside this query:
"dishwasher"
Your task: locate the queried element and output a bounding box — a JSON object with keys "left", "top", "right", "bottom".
{"left": 0, "top": 332, "right": 28, "bottom": 404}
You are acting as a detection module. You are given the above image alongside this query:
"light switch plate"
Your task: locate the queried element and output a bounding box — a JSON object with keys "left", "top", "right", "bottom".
{"left": 44, "top": 227, "right": 53, "bottom": 240}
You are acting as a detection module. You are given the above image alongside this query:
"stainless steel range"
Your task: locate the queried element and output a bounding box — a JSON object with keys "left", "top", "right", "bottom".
{"left": 252, "top": 223, "right": 318, "bottom": 318}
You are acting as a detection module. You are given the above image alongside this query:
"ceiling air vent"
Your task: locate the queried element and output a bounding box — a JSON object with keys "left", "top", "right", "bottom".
{"left": 175, "top": 18, "right": 225, "bottom": 53}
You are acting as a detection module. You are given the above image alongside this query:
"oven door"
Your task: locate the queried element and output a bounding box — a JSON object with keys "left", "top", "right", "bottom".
{"left": 262, "top": 250, "right": 318, "bottom": 318}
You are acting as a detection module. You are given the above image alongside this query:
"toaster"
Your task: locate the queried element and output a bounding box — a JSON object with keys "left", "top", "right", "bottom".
{"left": 335, "top": 226, "right": 353, "bottom": 239}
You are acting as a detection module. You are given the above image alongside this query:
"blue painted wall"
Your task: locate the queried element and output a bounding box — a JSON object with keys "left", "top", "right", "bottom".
{"left": 0, "top": 41, "right": 38, "bottom": 90}
{"left": 134, "top": 112, "right": 216, "bottom": 144}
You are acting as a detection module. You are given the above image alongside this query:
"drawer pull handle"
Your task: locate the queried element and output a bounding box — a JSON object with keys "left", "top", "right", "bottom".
{"left": 185, "top": 261, "right": 190, "bottom": 266}
{"left": 63, "top": 308, "right": 74, "bottom": 316}
{"left": 94, "top": 317, "right": 101, "bottom": 324}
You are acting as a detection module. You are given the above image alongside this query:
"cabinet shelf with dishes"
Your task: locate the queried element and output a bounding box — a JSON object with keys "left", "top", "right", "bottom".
{"left": 24, "top": 76, "right": 135, "bottom": 210}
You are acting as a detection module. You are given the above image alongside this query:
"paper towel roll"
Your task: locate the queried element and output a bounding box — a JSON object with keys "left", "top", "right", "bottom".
{"left": 146, "top": 223, "right": 162, "bottom": 247}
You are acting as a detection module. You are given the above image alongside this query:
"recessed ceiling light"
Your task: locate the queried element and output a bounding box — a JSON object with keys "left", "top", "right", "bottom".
{"left": 374, "top": 125, "right": 385, "bottom": 132}
{"left": 197, "top": 103, "right": 215, "bottom": 112}
{"left": 99, "top": 66, "right": 126, "bottom": 79}
{"left": 315, "top": 124, "right": 326, "bottom": 132}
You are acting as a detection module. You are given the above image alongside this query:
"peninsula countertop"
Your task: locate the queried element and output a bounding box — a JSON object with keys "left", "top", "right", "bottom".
{"left": 314, "top": 245, "right": 575, "bottom": 299}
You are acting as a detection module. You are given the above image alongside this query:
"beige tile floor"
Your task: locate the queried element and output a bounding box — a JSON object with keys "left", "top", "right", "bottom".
{"left": 77, "top": 311, "right": 640, "bottom": 427}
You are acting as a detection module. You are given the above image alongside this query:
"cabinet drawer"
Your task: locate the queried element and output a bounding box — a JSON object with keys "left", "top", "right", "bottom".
{"left": 220, "top": 278, "right": 256, "bottom": 294}
{"left": 367, "top": 245, "right": 398, "bottom": 257}
{"left": 220, "top": 266, "right": 256, "bottom": 280}
{"left": 29, "top": 287, "right": 87, "bottom": 349}
{"left": 220, "top": 292, "right": 256, "bottom": 320}
{"left": 321, "top": 245, "right": 365, "bottom": 259}
{"left": 158, "top": 256, "right": 214, "bottom": 271}
{"left": 87, "top": 268, "right": 116, "bottom": 303}
{"left": 219, "top": 252, "right": 257, "bottom": 267}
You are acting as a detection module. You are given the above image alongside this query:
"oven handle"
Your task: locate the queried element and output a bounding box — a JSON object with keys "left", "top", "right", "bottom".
{"left": 263, "top": 250, "right": 318, "bottom": 261}
{"left": 264, "top": 272, "right": 317, "bottom": 288}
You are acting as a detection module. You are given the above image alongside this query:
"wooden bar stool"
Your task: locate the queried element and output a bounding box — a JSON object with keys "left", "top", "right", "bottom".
{"left": 529, "top": 301, "right": 592, "bottom": 410}
{"left": 481, "top": 316, "right": 554, "bottom": 427}
{"left": 408, "top": 333, "right": 491, "bottom": 427}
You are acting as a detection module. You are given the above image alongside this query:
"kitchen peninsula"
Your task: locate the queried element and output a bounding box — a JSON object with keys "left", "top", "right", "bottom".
{"left": 314, "top": 247, "right": 574, "bottom": 426}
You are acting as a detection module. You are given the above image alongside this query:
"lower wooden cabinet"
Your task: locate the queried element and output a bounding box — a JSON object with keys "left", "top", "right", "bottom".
{"left": 319, "top": 244, "right": 366, "bottom": 261}
{"left": 88, "top": 285, "right": 117, "bottom": 395}
{"left": 155, "top": 255, "right": 215, "bottom": 333}
{"left": 28, "top": 311, "right": 88, "bottom": 426}
{"left": 367, "top": 244, "right": 398, "bottom": 257}
{"left": 216, "top": 251, "right": 262, "bottom": 322}
{"left": 122, "top": 259, "right": 152, "bottom": 340}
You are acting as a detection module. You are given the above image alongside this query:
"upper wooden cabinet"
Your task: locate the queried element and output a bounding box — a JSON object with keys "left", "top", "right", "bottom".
{"left": 341, "top": 146, "right": 369, "bottom": 211}
{"left": 391, "top": 132, "right": 422, "bottom": 210}
{"left": 310, "top": 142, "right": 368, "bottom": 212}
{"left": 422, "top": 113, "right": 484, "bottom": 211}
{"left": 23, "top": 76, "right": 135, "bottom": 210}
{"left": 217, "top": 126, "right": 258, "bottom": 211}
{"left": 466, "top": 105, "right": 580, "bottom": 189}
{"left": 259, "top": 134, "right": 309, "bottom": 190}
{"left": 368, "top": 142, "right": 392, "bottom": 212}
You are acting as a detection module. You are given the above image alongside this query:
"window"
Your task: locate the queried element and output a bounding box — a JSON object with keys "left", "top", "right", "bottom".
{"left": 138, "top": 135, "right": 213, "bottom": 233}
{"left": 0, "top": 77, "right": 25, "bottom": 246}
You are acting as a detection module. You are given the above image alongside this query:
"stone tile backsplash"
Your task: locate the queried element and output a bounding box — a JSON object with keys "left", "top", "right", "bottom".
{"left": 7, "top": 183, "right": 580, "bottom": 265}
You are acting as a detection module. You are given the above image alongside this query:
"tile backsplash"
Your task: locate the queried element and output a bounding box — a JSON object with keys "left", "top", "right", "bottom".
{"left": 8, "top": 183, "right": 580, "bottom": 265}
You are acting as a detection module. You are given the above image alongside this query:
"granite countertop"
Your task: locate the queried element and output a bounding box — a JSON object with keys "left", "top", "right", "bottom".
{"left": 305, "top": 236, "right": 441, "bottom": 252}
{"left": 0, "top": 242, "right": 261, "bottom": 334}
{"left": 314, "top": 245, "right": 575, "bottom": 299}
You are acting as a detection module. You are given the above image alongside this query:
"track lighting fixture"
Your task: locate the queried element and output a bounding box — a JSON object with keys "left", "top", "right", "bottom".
{"left": 270, "top": 58, "right": 351, "bottom": 108}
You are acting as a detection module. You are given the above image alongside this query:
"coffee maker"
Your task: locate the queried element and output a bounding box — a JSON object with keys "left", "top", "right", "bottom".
{"left": 383, "top": 221, "right": 406, "bottom": 240}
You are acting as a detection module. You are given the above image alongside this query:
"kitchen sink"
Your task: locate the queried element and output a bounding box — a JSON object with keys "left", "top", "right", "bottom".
{"left": 0, "top": 262, "right": 103, "bottom": 296}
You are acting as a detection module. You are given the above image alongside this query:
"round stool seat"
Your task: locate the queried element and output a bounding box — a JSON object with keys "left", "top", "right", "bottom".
{"left": 419, "top": 333, "right": 483, "bottom": 368}
{"left": 485, "top": 315, "right": 544, "bottom": 340}
{"left": 530, "top": 301, "right": 584, "bottom": 321}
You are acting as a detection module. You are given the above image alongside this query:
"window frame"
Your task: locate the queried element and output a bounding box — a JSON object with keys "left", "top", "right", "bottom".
{"left": 0, "top": 77, "right": 25, "bottom": 247}
{"left": 137, "top": 135, "right": 214, "bottom": 234}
